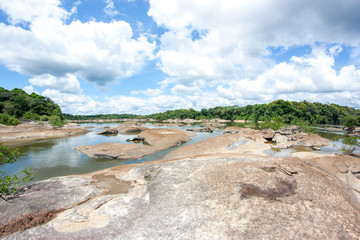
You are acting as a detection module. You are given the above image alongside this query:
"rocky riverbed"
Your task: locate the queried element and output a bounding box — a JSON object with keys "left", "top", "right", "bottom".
{"left": 0, "top": 122, "right": 90, "bottom": 145}
{"left": 1, "top": 126, "right": 360, "bottom": 239}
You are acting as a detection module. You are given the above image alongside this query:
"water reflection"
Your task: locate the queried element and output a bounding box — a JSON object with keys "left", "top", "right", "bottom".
{"left": 0, "top": 123, "right": 222, "bottom": 182}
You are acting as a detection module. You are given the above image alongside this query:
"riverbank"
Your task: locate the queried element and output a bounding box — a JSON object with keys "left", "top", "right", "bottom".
{"left": 2, "top": 125, "right": 360, "bottom": 239}
{"left": 0, "top": 121, "right": 90, "bottom": 145}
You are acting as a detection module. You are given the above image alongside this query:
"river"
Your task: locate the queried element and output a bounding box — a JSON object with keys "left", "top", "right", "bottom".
{"left": 1, "top": 123, "right": 357, "bottom": 183}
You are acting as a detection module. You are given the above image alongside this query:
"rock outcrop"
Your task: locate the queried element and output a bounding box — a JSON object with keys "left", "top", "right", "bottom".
{"left": 0, "top": 121, "right": 90, "bottom": 145}
{"left": 118, "top": 126, "right": 148, "bottom": 134}
{"left": 2, "top": 155, "right": 360, "bottom": 239}
{"left": 76, "top": 128, "right": 194, "bottom": 160}
{"left": 97, "top": 128, "right": 119, "bottom": 135}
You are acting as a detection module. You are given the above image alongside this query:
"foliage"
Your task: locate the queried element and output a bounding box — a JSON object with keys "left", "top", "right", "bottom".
{"left": 343, "top": 115, "right": 359, "bottom": 132}
{"left": 0, "top": 143, "right": 34, "bottom": 199}
{"left": 0, "top": 113, "right": 21, "bottom": 125}
{"left": 64, "top": 99, "right": 360, "bottom": 129}
{"left": 260, "top": 116, "right": 284, "bottom": 130}
{"left": 0, "top": 87, "right": 64, "bottom": 126}
{"left": 341, "top": 136, "right": 360, "bottom": 155}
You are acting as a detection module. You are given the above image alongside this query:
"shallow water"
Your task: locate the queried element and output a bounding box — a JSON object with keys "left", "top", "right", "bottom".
{"left": 1, "top": 123, "right": 222, "bottom": 182}
{"left": 1, "top": 123, "right": 359, "bottom": 183}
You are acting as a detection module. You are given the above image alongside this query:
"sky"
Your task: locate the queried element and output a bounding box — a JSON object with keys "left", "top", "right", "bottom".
{"left": 0, "top": 0, "right": 360, "bottom": 115}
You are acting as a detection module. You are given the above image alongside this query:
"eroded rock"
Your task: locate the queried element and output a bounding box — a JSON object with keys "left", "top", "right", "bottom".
{"left": 4, "top": 155, "right": 360, "bottom": 239}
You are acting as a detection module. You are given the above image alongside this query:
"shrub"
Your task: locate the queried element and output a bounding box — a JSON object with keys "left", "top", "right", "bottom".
{"left": 22, "top": 111, "right": 40, "bottom": 121}
{"left": 341, "top": 136, "right": 360, "bottom": 155}
{"left": 0, "top": 113, "right": 20, "bottom": 125}
{"left": 48, "top": 115, "right": 64, "bottom": 127}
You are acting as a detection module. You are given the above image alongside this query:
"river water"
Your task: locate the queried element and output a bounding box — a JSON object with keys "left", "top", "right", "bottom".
{"left": 1, "top": 123, "right": 358, "bottom": 183}
{"left": 1, "top": 123, "right": 223, "bottom": 182}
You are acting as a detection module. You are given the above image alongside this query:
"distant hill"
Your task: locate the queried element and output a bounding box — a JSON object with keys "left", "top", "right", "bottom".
{"left": 0, "top": 87, "right": 64, "bottom": 126}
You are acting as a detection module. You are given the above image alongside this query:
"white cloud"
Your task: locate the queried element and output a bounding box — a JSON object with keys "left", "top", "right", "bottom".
{"left": 23, "top": 85, "right": 34, "bottom": 94}
{"left": 0, "top": 0, "right": 155, "bottom": 88}
{"left": 29, "top": 74, "right": 81, "bottom": 94}
{"left": 104, "top": 0, "right": 119, "bottom": 17}
{"left": 0, "top": 0, "right": 68, "bottom": 25}
{"left": 131, "top": 88, "right": 163, "bottom": 97}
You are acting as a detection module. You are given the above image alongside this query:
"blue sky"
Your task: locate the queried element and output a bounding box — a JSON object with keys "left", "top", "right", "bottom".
{"left": 0, "top": 0, "right": 360, "bottom": 114}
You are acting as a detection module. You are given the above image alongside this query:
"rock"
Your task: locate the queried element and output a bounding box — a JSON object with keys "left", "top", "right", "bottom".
{"left": 261, "top": 128, "right": 275, "bottom": 140}
{"left": 186, "top": 127, "right": 214, "bottom": 133}
{"left": 118, "top": 126, "right": 148, "bottom": 134}
{"left": 0, "top": 176, "right": 100, "bottom": 227}
{"left": 163, "top": 128, "right": 270, "bottom": 160}
{"left": 4, "top": 155, "right": 360, "bottom": 239}
{"left": 76, "top": 128, "right": 194, "bottom": 159}
{"left": 76, "top": 143, "right": 155, "bottom": 159}
{"left": 0, "top": 122, "right": 90, "bottom": 145}
{"left": 223, "top": 126, "right": 250, "bottom": 134}
{"left": 97, "top": 128, "right": 118, "bottom": 135}
{"left": 139, "top": 128, "right": 194, "bottom": 149}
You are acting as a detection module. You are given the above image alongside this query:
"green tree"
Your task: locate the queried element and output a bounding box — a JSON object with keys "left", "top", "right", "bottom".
{"left": 343, "top": 115, "right": 358, "bottom": 132}
{"left": 0, "top": 143, "right": 34, "bottom": 200}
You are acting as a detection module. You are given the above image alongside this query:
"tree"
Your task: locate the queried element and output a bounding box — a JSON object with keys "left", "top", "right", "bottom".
{"left": 343, "top": 115, "right": 358, "bottom": 132}
{"left": 0, "top": 143, "right": 34, "bottom": 200}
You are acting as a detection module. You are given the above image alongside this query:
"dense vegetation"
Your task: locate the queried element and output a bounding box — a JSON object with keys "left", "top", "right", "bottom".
{"left": 148, "top": 100, "right": 360, "bottom": 125}
{"left": 0, "top": 87, "right": 65, "bottom": 126}
{"left": 65, "top": 100, "right": 360, "bottom": 127}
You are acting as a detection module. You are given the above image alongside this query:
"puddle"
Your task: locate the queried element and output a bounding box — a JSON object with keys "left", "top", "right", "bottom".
{"left": 91, "top": 174, "right": 133, "bottom": 195}
{"left": 227, "top": 138, "right": 253, "bottom": 150}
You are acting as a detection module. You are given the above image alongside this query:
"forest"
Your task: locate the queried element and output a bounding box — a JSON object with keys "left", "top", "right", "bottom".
{"left": 1, "top": 87, "right": 360, "bottom": 127}
{"left": 0, "top": 87, "right": 64, "bottom": 126}
{"left": 66, "top": 99, "right": 360, "bottom": 126}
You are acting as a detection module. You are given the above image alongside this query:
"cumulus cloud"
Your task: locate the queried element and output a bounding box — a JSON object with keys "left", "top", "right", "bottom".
{"left": 0, "top": 0, "right": 155, "bottom": 87}
{"left": 146, "top": 0, "right": 360, "bottom": 109}
{"left": 29, "top": 74, "right": 82, "bottom": 94}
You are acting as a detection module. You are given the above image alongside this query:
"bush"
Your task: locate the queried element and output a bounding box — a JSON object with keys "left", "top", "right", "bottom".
{"left": 39, "top": 115, "right": 49, "bottom": 121}
{"left": 48, "top": 115, "right": 64, "bottom": 127}
{"left": 0, "top": 113, "right": 20, "bottom": 125}
{"left": 343, "top": 115, "right": 359, "bottom": 132}
{"left": 341, "top": 136, "right": 360, "bottom": 155}
{"left": 22, "top": 111, "right": 40, "bottom": 121}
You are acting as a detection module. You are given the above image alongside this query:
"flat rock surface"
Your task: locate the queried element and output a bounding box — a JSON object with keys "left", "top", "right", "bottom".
{"left": 76, "top": 128, "right": 194, "bottom": 159}
{"left": 162, "top": 127, "right": 270, "bottom": 161}
{"left": 0, "top": 122, "right": 90, "bottom": 145}
{"left": 3, "top": 155, "right": 360, "bottom": 239}
{"left": 76, "top": 143, "right": 155, "bottom": 159}
{"left": 118, "top": 126, "right": 148, "bottom": 134}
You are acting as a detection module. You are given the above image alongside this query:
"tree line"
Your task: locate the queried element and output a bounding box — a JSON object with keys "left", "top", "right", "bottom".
{"left": 0, "top": 87, "right": 64, "bottom": 126}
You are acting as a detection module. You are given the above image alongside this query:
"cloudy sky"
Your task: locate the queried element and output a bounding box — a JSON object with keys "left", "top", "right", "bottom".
{"left": 0, "top": 0, "right": 360, "bottom": 114}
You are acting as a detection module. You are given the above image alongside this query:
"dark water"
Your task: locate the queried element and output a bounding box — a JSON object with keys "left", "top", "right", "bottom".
{"left": 1, "top": 123, "right": 222, "bottom": 182}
